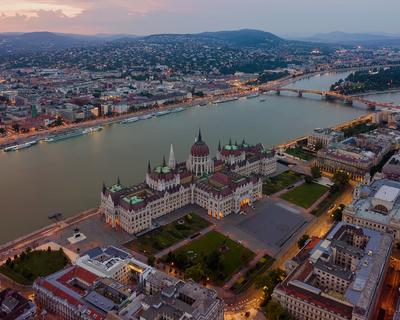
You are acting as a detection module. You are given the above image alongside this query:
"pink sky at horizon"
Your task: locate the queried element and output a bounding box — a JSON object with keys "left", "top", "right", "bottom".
{"left": 0, "top": 0, "right": 399, "bottom": 36}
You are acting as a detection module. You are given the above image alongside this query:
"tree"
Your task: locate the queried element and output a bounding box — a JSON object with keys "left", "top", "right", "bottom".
{"left": 304, "top": 175, "right": 313, "bottom": 184}
{"left": 148, "top": 256, "right": 156, "bottom": 267}
{"left": 12, "top": 123, "right": 20, "bottom": 133}
{"left": 205, "top": 250, "right": 222, "bottom": 271}
{"left": 264, "top": 300, "right": 294, "bottom": 320}
{"left": 332, "top": 171, "right": 349, "bottom": 190}
{"left": 297, "top": 234, "right": 310, "bottom": 249}
{"left": 256, "top": 269, "right": 286, "bottom": 303}
{"left": 311, "top": 166, "right": 322, "bottom": 179}
{"left": 331, "top": 205, "right": 345, "bottom": 222}
{"left": 54, "top": 116, "right": 63, "bottom": 126}
{"left": 185, "top": 264, "right": 205, "bottom": 282}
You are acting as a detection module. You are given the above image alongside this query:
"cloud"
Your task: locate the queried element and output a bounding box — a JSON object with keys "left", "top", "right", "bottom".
{"left": 0, "top": 0, "right": 399, "bottom": 35}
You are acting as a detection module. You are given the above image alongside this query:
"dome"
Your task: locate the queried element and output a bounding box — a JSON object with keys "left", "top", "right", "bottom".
{"left": 191, "top": 130, "right": 210, "bottom": 157}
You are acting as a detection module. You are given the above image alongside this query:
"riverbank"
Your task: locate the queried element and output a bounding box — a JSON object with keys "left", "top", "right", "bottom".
{"left": 3, "top": 64, "right": 396, "bottom": 149}
{"left": 0, "top": 208, "right": 98, "bottom": 263}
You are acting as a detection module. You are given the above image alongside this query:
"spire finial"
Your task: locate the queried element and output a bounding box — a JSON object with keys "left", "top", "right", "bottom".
{"left": 198, "top": 128, "right": 202, "bottom": 142}
{"left": 162, "top": 155, "right": 166, "bottom": 167}
{"left": 242, "top": 138, "right": 246, "bottom": 145}
{"left": 218, "top": 140, "right": 221, "bottom": 151}
{"left": 102, "top": 181, "right": 106, "bottom": 193}
{"left": 229, "top": 137, "right": 232, "bottom": 146}
{"left": 117, "top": 176, "right": 121, "bottom": 185}
{"left": 147, "top": 160, "right": 151, "bottom": 173}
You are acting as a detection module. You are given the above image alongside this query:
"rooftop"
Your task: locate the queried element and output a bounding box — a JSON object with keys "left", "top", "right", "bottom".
{"left": 375, "top": 185, "right": 400, "bottom": 202}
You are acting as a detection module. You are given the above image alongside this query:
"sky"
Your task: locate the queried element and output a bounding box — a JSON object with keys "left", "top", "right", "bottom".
{"left": 0, "top": 0, "right": 399, "bottom": 36}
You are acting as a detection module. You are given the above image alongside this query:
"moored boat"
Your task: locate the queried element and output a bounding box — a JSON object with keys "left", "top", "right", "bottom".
{"left": 3, "top": 140, "right": 37, "bottom": 152}
{"left": 120, "top": 116, "right": 140, "bottom": 124}
{"left": 44, "top": 130, "right": 83, "bottom": 142}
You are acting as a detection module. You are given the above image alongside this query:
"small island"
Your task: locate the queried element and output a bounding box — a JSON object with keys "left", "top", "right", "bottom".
{"left": 330, "top": 67, "right": 400, "bottom": 94}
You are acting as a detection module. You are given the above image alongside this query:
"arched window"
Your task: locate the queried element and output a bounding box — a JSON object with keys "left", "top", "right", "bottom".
{"left": 374, "top": 204, "right": 389, "bottom": 214}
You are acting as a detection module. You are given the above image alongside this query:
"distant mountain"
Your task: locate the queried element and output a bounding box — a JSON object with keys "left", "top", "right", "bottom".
{"left": 195, "top": 29, "right": 284, "bottom": 47}
{"left": 0, "top": 29, "right": 316, "bottom": 56}
{"left": 300, "top": 31, "right": 400, "bottom": 44}
{"left": 0, "top": 32, "right": 97, "bottom": 54}
{"left": 139, "top": 29, "right": 286, "bottom": 49}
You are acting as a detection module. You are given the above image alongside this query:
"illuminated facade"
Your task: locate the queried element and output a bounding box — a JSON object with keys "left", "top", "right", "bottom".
{"left": 100, "top": 130, "right": 276, "bottom": 234}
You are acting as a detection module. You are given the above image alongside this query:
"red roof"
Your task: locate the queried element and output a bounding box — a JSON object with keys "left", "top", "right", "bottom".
{"left": 210, "top": 172, "right": 231, "bottom": 186}
{"left": 57, "top": 266, "right": 99, "bottom": 295}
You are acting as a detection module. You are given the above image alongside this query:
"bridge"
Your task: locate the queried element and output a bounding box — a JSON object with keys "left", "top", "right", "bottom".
{"left": 261, "top": 87, "right": 399, "bottom": 110}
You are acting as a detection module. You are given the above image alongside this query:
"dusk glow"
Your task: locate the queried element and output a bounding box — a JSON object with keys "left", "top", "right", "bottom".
{"left": 0, "top": 0, "right": 399, "bottom": 35}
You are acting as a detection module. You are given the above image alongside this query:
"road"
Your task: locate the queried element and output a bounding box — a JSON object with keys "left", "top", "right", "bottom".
{"left": 375, "top": 258, "right": 400, "bottom": 320}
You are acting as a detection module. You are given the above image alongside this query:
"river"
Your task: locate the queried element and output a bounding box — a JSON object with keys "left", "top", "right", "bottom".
{"left": 0, "top": 71, "right": 389, "bottom": 244}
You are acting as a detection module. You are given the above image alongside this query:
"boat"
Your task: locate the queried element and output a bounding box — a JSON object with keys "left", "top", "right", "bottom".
{"left": 139, "top": 113, "right": 154, "bottom": 120}
{"left": 3, "top": 140, "right": 38, "bottom": 152}
{"left": 199, "top": 103, "right": 207, "bottom": 106}
{"left": 82, "top": 126, "right": 103, "bottom": 134}
{"left": 214, "top": 97, "right": 239, "bottom": 104}
{"left": 155, "top": 110, "right": 172, "bottom": 117}
{"left": 120, "top": 116, "right": 140, "bottom": 124}
{"left": 260, "top": 98, "right": 266, "bottom": 102}
{"left": 44, "top": 130, "right": 83, "bottom": 142}
{"left": 171, "top": 107, "right": 185, "bottom": 113}
{"left": 48, "top": 212, "right": 62, "bottom": 220}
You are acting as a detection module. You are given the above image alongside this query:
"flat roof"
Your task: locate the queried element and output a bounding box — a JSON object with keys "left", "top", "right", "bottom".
{"left": 375, "top": 185, "right": 400, "bottom": 202}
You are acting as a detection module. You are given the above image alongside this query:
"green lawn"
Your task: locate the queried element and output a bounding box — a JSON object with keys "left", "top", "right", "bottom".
{"left": 231, "top": 254, "right": 275, "bottom": 294}
{"left": 280, "top": 182, "right": 329, "bottom": 209}
{"left": 285, "top": 146, "right": 315, "bottom": 161}
{"left": 0, "top": 248, "right": 70, "bottom": 285}
{"left": 124, "top": 213, "right": 211, "bottom": 256}
{"left": 165, "top": 231, "right": 255, "bottom": 285}
{"left": 263, "top": 170, "right": 303, "bottom": 195}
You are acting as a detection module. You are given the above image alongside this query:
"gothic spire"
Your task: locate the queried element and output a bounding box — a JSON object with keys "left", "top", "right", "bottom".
{"left": 218, "top": 140, "right": 221, "bottom": 151}
{"left": 147, "top": 160, "right": 152, "bottom": 173}
{"left": 168, "top": 144, "right": 176, "bottom": 169}
{"left": 197, "top": 128, "right": 202, "bottom": 142}
{"left": 162, "top": 155, "right": 166, "bottom": 167}
{"left": 117, "top": 176, "right": 121, "bottom": 185}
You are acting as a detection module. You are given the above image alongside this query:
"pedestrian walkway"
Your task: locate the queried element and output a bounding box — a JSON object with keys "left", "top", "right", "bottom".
{"left": 154, "top": 225, "right": 215, "bottom": 259}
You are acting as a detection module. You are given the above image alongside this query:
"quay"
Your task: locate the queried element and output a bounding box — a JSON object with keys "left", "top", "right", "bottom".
{"left": 0, "top": 208, "right": 99, "bottom": 263}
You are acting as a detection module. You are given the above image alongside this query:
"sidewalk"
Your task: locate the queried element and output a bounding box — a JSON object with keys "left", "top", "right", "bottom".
{"left": 154, "top": 225, "right": 215, "bottom": 259}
